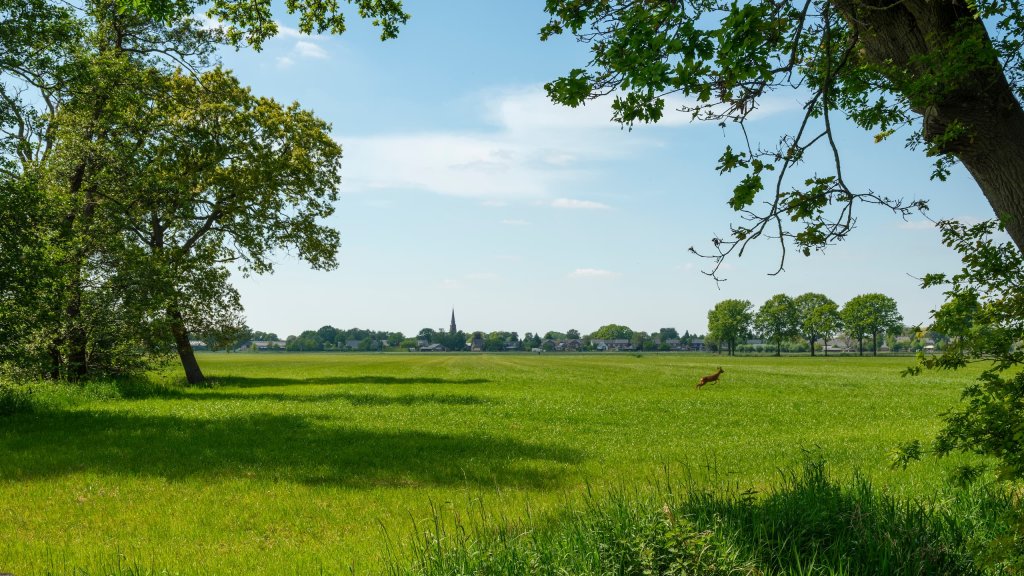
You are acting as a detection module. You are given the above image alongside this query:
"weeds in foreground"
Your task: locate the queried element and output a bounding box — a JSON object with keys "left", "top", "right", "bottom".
{"left": 387, "top": 458, "right": 1022, "bottom": 575}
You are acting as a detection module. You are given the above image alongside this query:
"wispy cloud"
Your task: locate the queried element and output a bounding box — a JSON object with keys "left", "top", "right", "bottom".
{"left": 568, "top": 268, "right": 619, "bottom": 278}
{"left": 272, "top": 22, "right": 329, "bottom": 68}
{"left": 550, "top": 198, "right": 610, "bottom": 210}
{"left": 294, "top": 40, "right": 328, "bottom": 59}
{"left": 501, "top": 219, "right": 530, "bottom": 226}
{"left": 340, "top": 87, "right": 661, "bottom": 201}
{"left": 276, "top": 24, "right": 306, "bottom": 38}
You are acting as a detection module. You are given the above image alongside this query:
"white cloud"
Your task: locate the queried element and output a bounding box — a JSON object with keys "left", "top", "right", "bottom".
{"left": 550, "top": 198, "right": 610, "bottom": 210}
{"left": 276, "top": 23, "right": 305, "bottom": 38}
{"left": 568, "top": 268, "right": 619, "bottom": 278}
{"left": 294, "top": 40, "right": 328, "bottom": 59}
{"left": 269, "top": 21, "right": 330, "bottom": 64}
{"left": 340, "top": 86, "right": 662, "bottom": 201}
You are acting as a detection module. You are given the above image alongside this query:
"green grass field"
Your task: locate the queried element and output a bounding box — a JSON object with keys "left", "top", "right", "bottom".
{"left": 0, "top": 353, "right": 988, "bottom": 574}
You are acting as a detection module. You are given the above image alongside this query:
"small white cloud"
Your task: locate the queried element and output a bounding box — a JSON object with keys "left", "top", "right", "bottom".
{"left": 551, "top": 198, "right": 610, "bottom": 210}
{"left": 276, "top": 23, "right": 304, "bottom": 38}
{"left": 275, "top": 56, "right": 295, "bottom": 69}
{"left": 501, "top": 219, "right": 530, "bottom": 226}
{"left": 569, "top": 268, "right": 618, "bottom": 278}
{"left": 294, "top": 40, "right": 328, "bottom": 59}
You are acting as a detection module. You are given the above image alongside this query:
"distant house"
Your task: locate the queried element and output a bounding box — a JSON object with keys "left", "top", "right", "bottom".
{"left": 420, "top": 343, "right": 447, "bottom": 352}
{"left": 189, "top": 340, "right": 208, "bottom": 351}
{"left": 822, "top": 339, "right": 851, "bottom": 353}
{"left": 689, "top": 338, "right": 706, "bottom": 351}
{"left": 590, "top": 338, "right": 633, "bottom": 351}
{"left": 470, "top": 333, "right": 485, "bottom": 352}
{"left": 564, "top": 339, "right": 582, "bottom": 351}
{"left": 247, "top": 340, "right": 287, "bottom": 351}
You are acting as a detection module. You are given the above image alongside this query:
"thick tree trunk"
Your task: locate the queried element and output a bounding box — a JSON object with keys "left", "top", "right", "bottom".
{"left": 872, "top": 332, "right": 878, "bottom": 356}
{"left": 831, "top": 0, "right": 1024, "bottom": 252}
{"left": 169, "top": 308, "right": 204, "bottom": 384}
{"left": 809, "top": 337, "right": 816, "bottom": 357}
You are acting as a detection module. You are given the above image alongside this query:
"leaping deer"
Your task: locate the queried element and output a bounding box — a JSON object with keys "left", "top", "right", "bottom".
{"left": 697, "top": 367, "right": 724, "bottom": 390}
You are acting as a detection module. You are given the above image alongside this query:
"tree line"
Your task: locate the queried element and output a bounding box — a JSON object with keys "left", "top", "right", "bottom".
{"left": 708, "top": 293, "right": 906, "bottom": 356}
{"left": 223, "top": 325, "right": 706, "bottom": 353}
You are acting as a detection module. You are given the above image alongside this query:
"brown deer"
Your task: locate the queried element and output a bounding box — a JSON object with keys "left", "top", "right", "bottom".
{"left": 696, "top": 367, "right": 724, "bottom": 390}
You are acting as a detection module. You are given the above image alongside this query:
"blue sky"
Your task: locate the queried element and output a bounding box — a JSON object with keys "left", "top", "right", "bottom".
{"left": 215, "top": 0, "right": 996, "bottom": 338}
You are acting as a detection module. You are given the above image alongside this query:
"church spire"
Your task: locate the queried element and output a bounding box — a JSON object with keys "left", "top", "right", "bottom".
{"left": 450, "top": 309, "right": 457, "bottom": 334}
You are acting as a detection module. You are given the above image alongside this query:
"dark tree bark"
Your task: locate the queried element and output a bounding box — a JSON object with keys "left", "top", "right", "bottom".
{"left": 832, "top": 0, "right": 1024, "bottom": 252}
{"left": 169, "top": 308, "right": 204, "bottom": 384}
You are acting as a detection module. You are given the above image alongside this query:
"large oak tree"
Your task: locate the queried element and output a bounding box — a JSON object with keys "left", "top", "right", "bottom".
{"left": 1, "top": 1, "right": 340, "bottom": 382}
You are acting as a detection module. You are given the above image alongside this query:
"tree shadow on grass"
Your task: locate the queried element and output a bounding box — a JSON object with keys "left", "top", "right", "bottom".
{"left": 205, "top": 375, "right": 492, "bottom": 388}
{"left": 180, "top": 391, "right": 491, "bottom": 406}
{"left": 0, "top": 411, "right": 580, "bottom": 489}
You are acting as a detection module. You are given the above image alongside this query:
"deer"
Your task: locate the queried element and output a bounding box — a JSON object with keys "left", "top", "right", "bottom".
{"left": 696, "top": 367, "right": 724, "bottom": 390}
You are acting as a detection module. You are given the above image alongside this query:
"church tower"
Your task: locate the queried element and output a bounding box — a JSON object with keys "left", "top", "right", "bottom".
{"left": 450, "top": 309, "right": 457, "bottom": 334}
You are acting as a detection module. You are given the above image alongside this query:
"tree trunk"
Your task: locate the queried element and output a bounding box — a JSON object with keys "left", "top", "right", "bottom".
{"left": 66, "top": 291, "right": 88, "bottom": 380}
{"left": 810, "top": 337, "right": 816, "bottom": 357}
{"left": 169, "top": 308, "right": 204, "bottom": 384}
{"left": 776, "top": 340, "right": 781, "bottom": 356}
{"left": 831, "top": 0, "right": 1024, "bottom": 252}
{"left": 872, "top": 331, "right": 878, "bottom": 356}
{"left": 858, "top": 337, "right": 864, "bottom": 356}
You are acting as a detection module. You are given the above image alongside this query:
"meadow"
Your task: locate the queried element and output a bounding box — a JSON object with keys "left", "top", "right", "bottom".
{"left": 0, "top": 353, "right": 992, "bottom": 574}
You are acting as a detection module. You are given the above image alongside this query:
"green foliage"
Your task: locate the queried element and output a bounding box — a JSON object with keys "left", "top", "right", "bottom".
{"left": 114, "top": 0, "right": 409, "bottom": 49}
{"left": 754, "top": 294, "right": 799, "bottom": 356}
{"left": 1, "top": 2, "right": 342, "bottom": 380}
{"left": 590, "top": 323, "right": 634, "bottom": 340}
{"left": 794, "top": 292, "right": 841, "bottom": 355}
{"left": 841, "top": 294, "right": 903, "bottom": 356}
{"left": 540, "top": 0, "right": 1024, "bottom": 273}
{"left": 906, "top": 220, "right": 1024, "bottom": 483}
{"left": 707, "top": 299, "right": 753, "bottom": 355}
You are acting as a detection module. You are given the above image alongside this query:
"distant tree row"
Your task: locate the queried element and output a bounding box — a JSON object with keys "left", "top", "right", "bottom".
{"left": 226, "top": 324, "right": 705, "bottom": 353}
{"left": 707, "top": 293, "right": 905, "bottom": 356}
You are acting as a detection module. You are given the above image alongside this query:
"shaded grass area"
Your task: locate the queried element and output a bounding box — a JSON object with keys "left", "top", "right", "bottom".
{"left": 0, "top": 353, "right": 997, "bottom": 574}
{"left": 2, "top": 409, "right": 580, "bottom": 488}
{"left": 389, "top": 458, "right": 1021, "bottom": 575}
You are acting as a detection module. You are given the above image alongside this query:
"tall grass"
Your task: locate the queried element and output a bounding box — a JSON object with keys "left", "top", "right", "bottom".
{"left": 388, "top": 457, "right": 1021, "bottom": 575}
